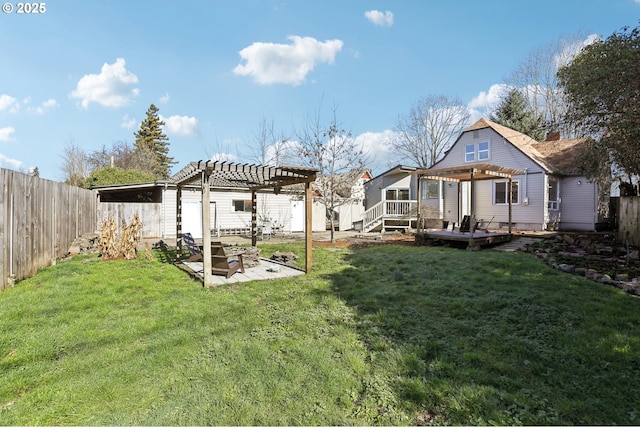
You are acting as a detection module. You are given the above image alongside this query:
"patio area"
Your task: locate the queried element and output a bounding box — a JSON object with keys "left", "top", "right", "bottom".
{"left": 179, "top": 257, "right": 305, "bottom": 286}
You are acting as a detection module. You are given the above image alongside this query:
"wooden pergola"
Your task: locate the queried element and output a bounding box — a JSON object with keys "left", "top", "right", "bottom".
{"left": 171, "top": 161, "right": 318, "bottom": 287}
{"left": 414, "top": 163, "right": 524, "bottom": 239}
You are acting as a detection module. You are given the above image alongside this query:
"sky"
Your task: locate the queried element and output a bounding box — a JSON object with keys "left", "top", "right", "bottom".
{"left": 1, "top": 0, "right": 638, "bottom": 181}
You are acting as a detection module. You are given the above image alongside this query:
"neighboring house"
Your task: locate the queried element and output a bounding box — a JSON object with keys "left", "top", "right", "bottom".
{"left": 313, "top": 169, "right": 373, "bottom": 231}
{"left": 363, "top": 165, "right": 419, "bottom": 232}
{"left": 417, "top": 118, "right": 609, "bottom": 232}
{"left": 96, "top": 181, "right": 305, "bottom": 239}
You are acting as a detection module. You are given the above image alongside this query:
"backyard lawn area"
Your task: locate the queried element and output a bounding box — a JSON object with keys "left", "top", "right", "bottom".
{"left": 0, "top": 242, "right": 639, "bottom": 425}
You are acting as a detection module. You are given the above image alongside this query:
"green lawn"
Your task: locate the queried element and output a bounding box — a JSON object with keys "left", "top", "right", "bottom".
{"left": 0, "top": 243, "right": 639, "bottom": 425}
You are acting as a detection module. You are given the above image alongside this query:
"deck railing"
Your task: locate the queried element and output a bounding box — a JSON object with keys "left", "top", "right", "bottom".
{"left": 363, "top": 200, "right": 417, "bottom": 232}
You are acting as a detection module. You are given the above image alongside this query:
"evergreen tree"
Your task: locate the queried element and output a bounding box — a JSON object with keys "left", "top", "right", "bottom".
{"left": 134, "top": 104, "right": 176, "bottom": 179}
{"left": 489, "top": 88, "right": 545, "bottom": 141}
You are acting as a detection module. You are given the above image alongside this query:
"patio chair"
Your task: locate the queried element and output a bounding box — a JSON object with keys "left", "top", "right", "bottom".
{"left": 459, "top": 215, "right": 478, "bottom": 233}
{"left": 261, "top": 220, "right": 272, "bottom": 241}
{"left": 211, "top": 241, "right": 245, "bottom": 278}
{"left": 181, "top": 232, "right": 203, "bottom": 262}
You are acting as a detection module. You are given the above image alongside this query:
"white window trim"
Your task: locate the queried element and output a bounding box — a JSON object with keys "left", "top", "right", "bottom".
{"left": 464, "top": 144, "right": 475, "bottom": 162}
{"left": 548, "top": 178, "right": 560, "bottom": 211}
{"left": 477, "top": 141, "right": 490, "bottom": 161}
{"left": 233, "top": 199, "right": 252, "bottom": 212}
{"left": 465, "top": 142, "right": 490, "bottom": 162}
{"left": 494, "top": 180, "right": 519, "bottom": 205}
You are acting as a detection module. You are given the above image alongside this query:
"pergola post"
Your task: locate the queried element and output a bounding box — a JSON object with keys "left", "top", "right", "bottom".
{"left": 305, "top": 181, "right": 313, "bottom": 273}
{"left": 469, "top": 169, "right": 475, "bottom": 247}
{"left": 176, "top": 185, "right": 183, "bottom": 259}
{"left": 416, "top": 174, "right": 423, "bottom": 233}
{"left": 251, "top": 190, "right": 257, "bottom": 247}
{"left": 201, "top": 170, "right": 212, "bottom": 287}
{"left": 508, "top": 177, "right": 513, "bottom": 234}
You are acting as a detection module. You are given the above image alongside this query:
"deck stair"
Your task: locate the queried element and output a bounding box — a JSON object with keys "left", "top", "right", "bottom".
{"left": 363, "top": 200, "right": 417, "bottom": 233}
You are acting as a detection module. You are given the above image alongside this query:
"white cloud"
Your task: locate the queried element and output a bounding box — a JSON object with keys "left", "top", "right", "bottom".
{"left": 233, "top": 36, "right": 344, "bottom": 85}
{"left": 554, "top": 33, "right": 599, "bottom": 69}
{"left": 364, "top": 10, "right": 394, "bottom": 27}
{"left": 0, "top": 153, "right": 24, "bottom": 170}
{"left": 159, "top": 93, "right": 170, "bottom": 104}
{"left": 160, "top": 114, "right": 199, "bottom": 137}
{"left": 70, "top": 58, "right": 139, "bottom": 108}
{"left": 353, "top": 130, "right": 405, "bottom": 174}
{"left": 0, "top": 94, "right": 18, "bottom": 112}
{"left": 0, "top": 126, "right": 16, "bottom": 142}
{"left": 211, "top": 152, "right": 237, "bottom": 163}
{"left": 467, "top": 83, "right": 511, "bottom": 121}
{"left": 28, "top": 98, "right": 59, "bottom": 114}
{"left": 121, "top": 114, "right": 137, "bottom": 129}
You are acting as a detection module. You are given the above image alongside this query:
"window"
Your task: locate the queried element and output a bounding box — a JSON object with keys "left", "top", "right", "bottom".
{"left": 548, "top": 178, "right": 560, "bottom": 210}
{"left": 478, "top": 141, "right": 490, "bottom": 160}
{"left": 386, "top": 189, "right": 409, "bottom": 200}
{"left": 494, "top": 181, "right": 519, "bottom": 205}
{"left": 465, "top": 142, "right": 490, "bottom": 162}
{"left": 428, "top": 182, "right": 439, "bottom": 199}
{"left": 465, "top": 144, "right": 475, "bottom": 162}
{"left": 421, "top": 181, "right": 438, "bottom": 199}
{"left": 233, "top": 199, "right": 252, "bottom": 212}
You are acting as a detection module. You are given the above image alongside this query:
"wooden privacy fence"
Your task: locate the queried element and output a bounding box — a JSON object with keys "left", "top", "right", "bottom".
{"left": 618, "top": 196, "right": 640, "bottom": 247}
{"left": 98, "top": 202, "right": 162, "bottom": 238}
{"left": 0, "top": 168, "right": 97, "bottom": 291}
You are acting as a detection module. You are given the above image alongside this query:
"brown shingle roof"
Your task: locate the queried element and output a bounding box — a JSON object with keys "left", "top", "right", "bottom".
{"left": 466, "top": 118, "right": 588, "bottom": 176}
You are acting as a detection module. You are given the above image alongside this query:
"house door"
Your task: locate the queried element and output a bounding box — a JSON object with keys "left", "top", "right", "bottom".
{"left": 182, "top": 201, "right": 202, "bottom": 238}
{"left": 182, "top": 201, "right": 216, "bottom": 238}
{"left": 461, "top": 182, "right": 471, "bottom": 221}
{"left": 291, "top": 200, "right": 305, "bottom": 232}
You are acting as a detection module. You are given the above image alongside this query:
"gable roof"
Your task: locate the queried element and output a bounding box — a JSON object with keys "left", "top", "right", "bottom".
{"left": 465, "top": 118, "right": 588, "bottom": 176}
{"left": 372, "top": 164, "right": 417, "bottom": 179}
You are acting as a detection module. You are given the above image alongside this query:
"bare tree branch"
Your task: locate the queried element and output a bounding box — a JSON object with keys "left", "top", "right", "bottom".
{"left": 390, "top": 95, "right": 470, "bottom": 168}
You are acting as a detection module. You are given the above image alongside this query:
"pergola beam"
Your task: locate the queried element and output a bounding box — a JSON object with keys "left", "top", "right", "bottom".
{"left": 414, "top": 163, "right": 524, "bottom": 238}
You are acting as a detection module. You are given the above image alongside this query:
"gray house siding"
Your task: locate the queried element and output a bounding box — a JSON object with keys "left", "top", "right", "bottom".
{"left": 365, "top": 167, "right": 417, "bottom": 209}
{"left": 557, "top": 177, "right": 598, "bottom": 231}
{"left": 428, "top": 128, "right": 551, "bottom": 230}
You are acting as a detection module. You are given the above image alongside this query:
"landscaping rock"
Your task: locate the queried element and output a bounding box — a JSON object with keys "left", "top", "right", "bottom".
{"left": 67, "top": 233, "right": 99, "bottom": 255}
{"left": 225, "top": 246, "right": 261, "bottom": 268}
{"left": 559, "top": 264, "right": 575, "bottom": 274}
{"left": 270, "top": 251, "right": 298, "bottom": 266}
{"left": 575, "top": 267, "right": 587, "bottom": 276}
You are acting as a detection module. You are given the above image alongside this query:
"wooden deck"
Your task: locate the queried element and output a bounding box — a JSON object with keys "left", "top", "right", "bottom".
{"left": 415, "top": 229, "right": 513, "bottom": 249}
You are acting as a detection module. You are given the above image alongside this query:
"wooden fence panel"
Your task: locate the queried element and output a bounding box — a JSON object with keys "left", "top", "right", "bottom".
{"left": 98, "top": 202, "right": 162, "bottom": 238}
{"left": 618, "top": 196, "right": 640, "bottom": 247}
{"left": 0, "top": 168, "right": 97, "bottom": 290}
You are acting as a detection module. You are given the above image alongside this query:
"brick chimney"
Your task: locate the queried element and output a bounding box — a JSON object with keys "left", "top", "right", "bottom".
{"left": 545, "top": 130, "right": 561, "bottom": 141}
